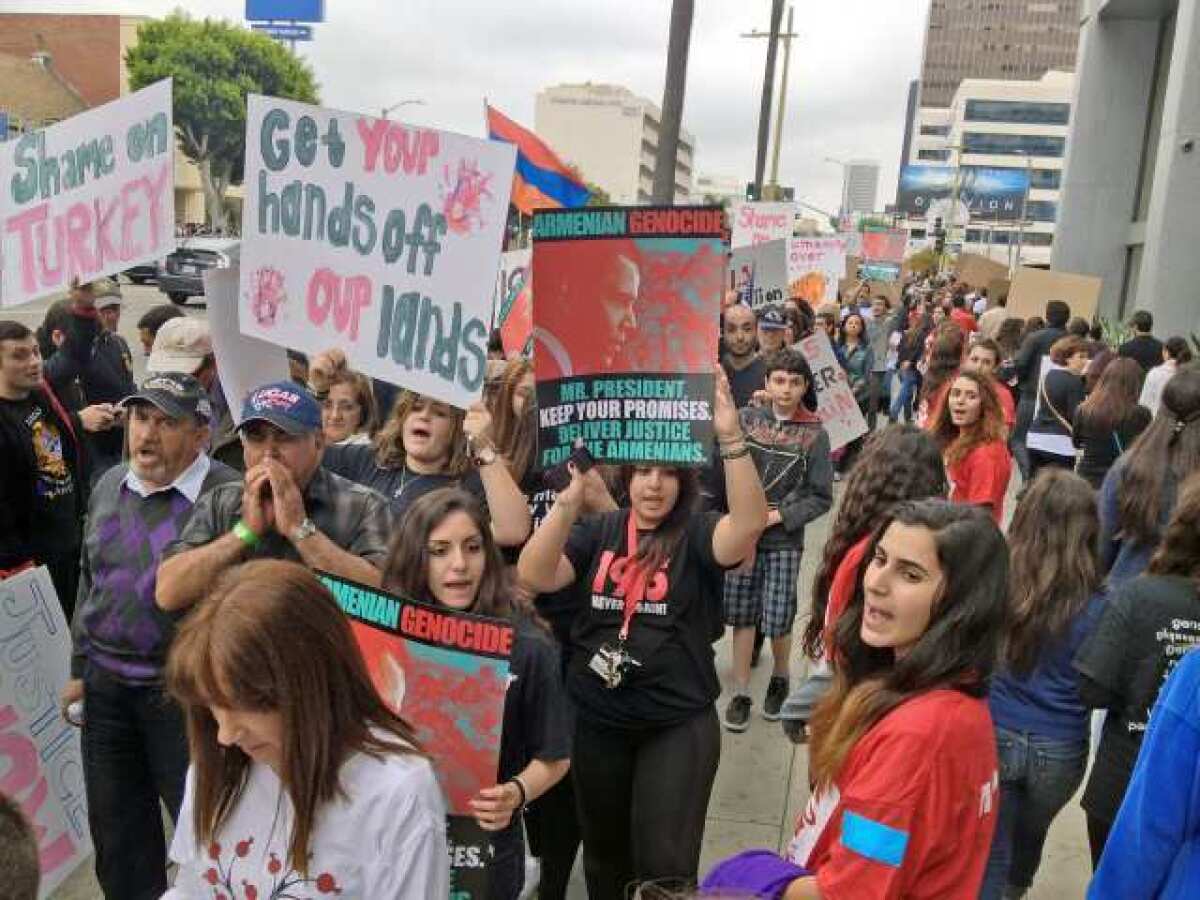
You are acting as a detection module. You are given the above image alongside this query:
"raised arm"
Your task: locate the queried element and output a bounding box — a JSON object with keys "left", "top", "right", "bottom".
{"left": 517, "top": 470, "right": 584, "bottom": 594}
{"left": 710, "top": 369, "right": 768, "bottom": 567}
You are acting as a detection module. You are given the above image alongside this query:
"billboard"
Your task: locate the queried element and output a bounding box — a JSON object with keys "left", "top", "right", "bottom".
{"left": 897, "top": 165, "right": 1030, "bottom": 218}
{"left": 246, "top": 0, "right": 324, "bottom": 21}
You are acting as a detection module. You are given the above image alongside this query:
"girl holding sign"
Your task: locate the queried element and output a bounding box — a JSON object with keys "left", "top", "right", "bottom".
{"left": 382, "top": 488, "right": 571, "bottom": 900}
{"left": 163, "top": 560, "right": 448, "bottom": 899}
{"left": 518, "top": 369, "right": 768, "bottom": 897}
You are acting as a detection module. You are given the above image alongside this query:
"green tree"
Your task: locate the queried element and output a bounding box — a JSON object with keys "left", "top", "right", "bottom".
{"left": 905, "top": 248, "right": 939, "bottom": 275}
{"left": 126, "top": 13, "right": 319, "bottom": 231}
{"left": 585, "top": 181, "right": 612, "bottom": 207}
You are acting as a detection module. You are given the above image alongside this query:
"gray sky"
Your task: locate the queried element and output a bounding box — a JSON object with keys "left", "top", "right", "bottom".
{"left": 6, "top": 0, "right": 930, "bottom": 214}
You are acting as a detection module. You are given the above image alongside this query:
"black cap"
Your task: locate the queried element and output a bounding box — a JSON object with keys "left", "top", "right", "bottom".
{"left": 120, "top": 373, "right": 212, "bottom": 422}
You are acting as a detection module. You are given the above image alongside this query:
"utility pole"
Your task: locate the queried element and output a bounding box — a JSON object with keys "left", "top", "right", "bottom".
{"left": 746, "top": 0, "right": 784, "bottom": 201}
{"left": 652, "top": 0, "right": 695, "bottom": 204}
{"left": 1012, "top": 153, "right": 1033, "bottom": 274}
{"left": 767, "top": 7, "right": 798, "bottom": 194}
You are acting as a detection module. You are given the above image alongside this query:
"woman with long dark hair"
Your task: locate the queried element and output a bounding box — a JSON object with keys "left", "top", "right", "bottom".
{"left": 381, "top": 489, "right": 571, "bottom": 900}
{"left": 163, "top": 560, "right": 447, "bottom": 897}
{"left": 916, "top": 323, "right": 966, "bottom": 428}
{"left": 929, "top": 370, "right": 1012, "bottom": 522}
{"left": 1072, "top": 357, "right": 1151, "bottom": 488}
{"left": 836, "top": 313, "right": 874, "bottom": 474}
{"left": 518, "top": 370, "right": 767, "bottom": 897}
{"left": 980, "top": 470, "right": 1106, "bottom": 899}
{"left": 1098, "top": 366, "right": 1200, "bottom": 588}
{"left": 889, "top": 311, "right": 932, "bottom": 423}
{"left": 704, "top": 501, "right": 1008, "bottom": 899}
{"left": 1076, "top": 471, "right": 1200, "bottom": 867}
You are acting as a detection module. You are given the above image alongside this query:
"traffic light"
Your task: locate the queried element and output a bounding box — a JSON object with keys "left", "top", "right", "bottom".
{"left": 933, "top": 217, "right": 946, "bottom": 256}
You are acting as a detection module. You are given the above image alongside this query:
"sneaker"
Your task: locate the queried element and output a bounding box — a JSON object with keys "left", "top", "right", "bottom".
{"left": 763, "top": 676, "right": 789, "bottom": 721}
{"left": 782, "top": 718, "right": 808, "bottom": 744}
{"left": 723, "top": 695, "right": 752, "bottom": 732}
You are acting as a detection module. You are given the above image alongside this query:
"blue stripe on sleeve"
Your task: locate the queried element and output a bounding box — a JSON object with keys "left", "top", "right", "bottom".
{"left": 841, "top": 811, "right": 909, "bottom": 867}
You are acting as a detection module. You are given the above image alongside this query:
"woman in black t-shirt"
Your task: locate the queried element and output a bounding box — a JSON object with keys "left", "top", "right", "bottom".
{"left": 518, "top": 370, "right": 768, "bottom": 898}
{"left": 1075, "top": 471, "right": 1200, "bottom": 867}
{"left": 1026, "top": 335, "right": 1090, "bottom": 475}
{"left": 382, "top": 487, "right": 571, "bottom": 900}
{"left": 1072, "top": 358, "right": 1152, "bottom": 489}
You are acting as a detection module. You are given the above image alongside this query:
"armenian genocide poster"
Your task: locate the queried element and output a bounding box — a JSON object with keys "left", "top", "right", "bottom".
{"left": 796, "top": 330, "right": 868, "bottom": 452}
{"left": 728, "top": 238, "right": 788, "bottom": 310}
{"left": 321, "top": 573, "right": 513, "bottom": 900}
{"left": 493, "top": 248, "right": 532, "bottom": 356}
{"left": 730, "top": 200, "right": 798, "bottom": 247}
{"left": 0, "top": 567, "right": 92, "bottom": 898}
{"left": 0, "top": 79, "right": 174, "bottom": 308}
{"left": 787, "top": 237, "right": 846, "bottom": 307}
{"left": 531, "top": 206, "right": 724, "bottom": 469}
{"left": 239, "top": 95, "right": 516, "bottom": 409}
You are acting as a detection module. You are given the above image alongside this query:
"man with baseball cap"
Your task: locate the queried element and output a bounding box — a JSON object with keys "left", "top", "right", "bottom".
{"left": 156, "top": 380, "right": 394, "bottom": 612}
{"left": 756, "top": 306, "right": 789, "bottom": 356}
{"left": 60, "top": 371, "right": 240, "bottom": 900}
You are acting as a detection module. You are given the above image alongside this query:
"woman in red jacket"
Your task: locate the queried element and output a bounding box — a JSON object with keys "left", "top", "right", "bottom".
{"left": 930, "top": 370, "right": 1012, "bottom": 522}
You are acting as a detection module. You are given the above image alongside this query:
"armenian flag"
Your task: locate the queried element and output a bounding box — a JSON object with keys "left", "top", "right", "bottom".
{"left": 486, "top": 104, "right": 590, "bottom": 214}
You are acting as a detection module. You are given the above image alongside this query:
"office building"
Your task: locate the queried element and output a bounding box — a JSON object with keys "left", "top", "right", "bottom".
{"left": 534, "top": 83, "right": 695, "bottom": 205}
{"left": 1054, "top": 0, "right": 1199, "bottom": 338}
{"left": 896, "top": 79, "right": 920, "bottom": 182}
{"left": 841, "top": 160, "right": 880, "bottom": 216}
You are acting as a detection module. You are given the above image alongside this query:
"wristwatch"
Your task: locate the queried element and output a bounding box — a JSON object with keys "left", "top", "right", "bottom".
{"left": 473, "top": 443, "right": 499, "bottom": 467}
{"left": 290, "top": 517, "right": 318, "bottom": 543}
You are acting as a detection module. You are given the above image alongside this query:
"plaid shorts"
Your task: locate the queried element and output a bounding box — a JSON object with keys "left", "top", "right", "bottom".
{"left": 723, "top": 547, "right": 803, "bottom": 637}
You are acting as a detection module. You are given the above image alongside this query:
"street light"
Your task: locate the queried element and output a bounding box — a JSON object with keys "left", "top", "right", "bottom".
{"left": 381, "top": 98, "right": 426, "bottom": 119}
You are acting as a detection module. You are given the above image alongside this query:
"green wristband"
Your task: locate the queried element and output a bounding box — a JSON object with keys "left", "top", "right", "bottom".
{"left": 232, "top": 519, "right": 260, "bottom": 548}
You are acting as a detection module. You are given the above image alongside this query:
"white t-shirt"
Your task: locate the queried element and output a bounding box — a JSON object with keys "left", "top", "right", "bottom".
{"left": 164, "top": 744, "right": 448, "bottom": 899}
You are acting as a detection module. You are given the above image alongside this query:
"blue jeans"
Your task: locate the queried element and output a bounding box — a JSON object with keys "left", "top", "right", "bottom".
{"left": 889, "top": 367, "right": 921, "bottom": 422}
{"left": 979, "top": 727, "right": 1088, "bottom": 899}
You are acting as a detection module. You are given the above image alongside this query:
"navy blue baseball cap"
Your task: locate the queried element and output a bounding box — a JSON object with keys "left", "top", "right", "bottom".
{"left": 238, "top": 382, "right": 322, "bottom": 435}
{"left": 757, "top": 306, "right": 788, "bottom": 331}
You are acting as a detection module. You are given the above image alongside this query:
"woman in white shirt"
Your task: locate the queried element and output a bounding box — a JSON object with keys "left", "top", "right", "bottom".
{"left": 1139, "top": 336, "right": 1194, "bottom": 416}
{"left": 163, "top": 560, "right": 448, "bottom": 900}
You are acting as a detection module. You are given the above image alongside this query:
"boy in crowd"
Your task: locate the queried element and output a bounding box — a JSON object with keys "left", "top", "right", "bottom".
{"left": 721, "top": 349, "right": 833, "bottom": 731}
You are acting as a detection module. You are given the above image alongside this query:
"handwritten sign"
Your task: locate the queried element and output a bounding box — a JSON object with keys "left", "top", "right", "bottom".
{"left": 239, "top": 95, "right": 516, "bottom": 409}
{"left": 787, "top": 237, "right": 846, "bottom": 306}
{"left": 797, "top": 330, "right": 868, "bottom": 452}
{"left": 494, "top": 248, "right": 531, "bottom": 356}
{"left": 0, "top": 79, "right": 174, "bottom": 307}
{"left": 730, "top": 201, "right": 798, "bottom": 248}
{"left": 729, "top": 239, "right": 789, "bottom": 309}
{"left": 0, "top": 567, "right": 91, "bottom": 898}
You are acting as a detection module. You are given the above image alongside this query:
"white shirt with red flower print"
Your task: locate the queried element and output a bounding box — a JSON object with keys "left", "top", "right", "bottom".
{"left": 163, "top": 745, "right": 448, "bottom": 899}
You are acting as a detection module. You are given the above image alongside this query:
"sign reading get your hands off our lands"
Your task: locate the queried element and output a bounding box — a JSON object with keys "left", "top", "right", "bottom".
{"left": 239, "top": 95, "right": 516, "bottom": 409}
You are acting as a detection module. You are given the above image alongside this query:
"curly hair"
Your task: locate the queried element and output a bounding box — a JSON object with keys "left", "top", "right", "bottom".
{"left": 801, "top": 425, "right": 948, "bottom": 659}
{"left": 372, "top": 392, "right": 471, "bottom": 475}
{"left": 929, "top": 370, "right": 1008, "bottom": 467}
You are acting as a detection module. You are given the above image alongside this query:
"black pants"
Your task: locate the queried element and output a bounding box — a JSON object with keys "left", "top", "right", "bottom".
{"left": 574, "top": 708, "right": 721, "bottom": 899}
{"left": 82, "top": 666, "right": 189, "bottom": 900}
{"left": 45, "top": 551, "right": 81, "bottom": 624}
{"left": 1012, "top": 396, "right": 1034, "bottom": 480}
{"left": 1027, "top": 448, "right": 1074, "bottom": 479}
{"left": 525, "top": 770, "right": 581, "bottom": 900}
{"left": 1087, "top": 813, "right": 1112, "bottom": 870}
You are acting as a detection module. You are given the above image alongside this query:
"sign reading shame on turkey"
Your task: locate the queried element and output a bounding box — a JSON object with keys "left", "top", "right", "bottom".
{"left": 239, "top": 95, "right": 516, "bottom": 409}
{"left": 0, "top": 79, "right": 175, "bottom": 307}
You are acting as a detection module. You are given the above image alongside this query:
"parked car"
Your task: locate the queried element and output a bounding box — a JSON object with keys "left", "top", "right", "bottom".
{"left": 156, "top": 238, "right": 239, "bottom": 305}
{"left": 123, "top": 261, "right": 161, "bottom": 285}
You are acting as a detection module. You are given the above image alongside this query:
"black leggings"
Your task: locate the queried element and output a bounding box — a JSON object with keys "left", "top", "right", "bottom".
{"left": 1087, "top": 813, "right": 1112, "bottom": 870}
{"left": 525, "top": 769, "right": 581, "bottom": 899}
{"left": 573, "top": 708, "right": 721, "bottom": 899}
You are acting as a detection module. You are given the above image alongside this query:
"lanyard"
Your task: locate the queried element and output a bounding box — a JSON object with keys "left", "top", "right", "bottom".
{"left": 615, "top": 512, "right": 652, "bottom": 642}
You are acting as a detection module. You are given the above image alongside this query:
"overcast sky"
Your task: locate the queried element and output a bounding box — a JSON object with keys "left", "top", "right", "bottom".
{"left": 7, "top": 0, "right": 930, "bottom": 214}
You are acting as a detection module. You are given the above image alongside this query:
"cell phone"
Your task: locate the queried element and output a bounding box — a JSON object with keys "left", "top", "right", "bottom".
{"left": 545, "top": 443, "right": 595, "bottom": 492}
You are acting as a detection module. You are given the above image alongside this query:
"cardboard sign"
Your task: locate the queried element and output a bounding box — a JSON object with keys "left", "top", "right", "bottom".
{"left": 796, "top": 330, "right": 868, "bottom": 452}
{"left": 0, "top": 567, "right": 92, "bottom": 898}
{"left": 203, "top": 255, "right": 290, "bottom": 424}
{"left": 0, "top": 79, "right": 175, "bottom": 307}
{"left": 532, "top": 206, "right": 724, "bottom": 469}
{"left": 730, "top": 201, "right": 798, "bottom": 247}
{"left": 788, "top": 237, "right": 846, "bottom": 306}
{"left": 321, "top": 573, "right": 513, "bottom": 900}
{"left": 238, "top": 95, "right": 516, "bottom": 410}
{"left": 1007, "top": 267, "right": 1102, "bottom": 323}
{"left": 956, "top": 252, "right": 1010, "bottom": 291}
{"left": 494, "top": 248, "right": 532, "bottom": 356}
{"left": 729, "top": 239, "right": 789, "bottom": 310}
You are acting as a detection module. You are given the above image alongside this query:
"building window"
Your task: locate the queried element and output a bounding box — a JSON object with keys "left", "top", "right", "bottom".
{"left": 920, "top": 124, "right": 951, "bottom": 136}
{"left": 962, "top": 132, "right": 1065, "bottom": 157}
{"left": 1023, "top": 200, "right": 1058, "bottom": 223}
{"left": 964, "top": 99, "right": 1070, "bottom": 125}
{"left": 1029, "top": 168, "right": 1061, "bottom": 189}
{"left": 918, "top": 148, "right": 952, "bottom": 161}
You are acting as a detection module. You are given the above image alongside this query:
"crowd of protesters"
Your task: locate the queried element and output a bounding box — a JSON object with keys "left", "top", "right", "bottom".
{"left": 2, "top": 260, "right": 1200, "bottom": 900}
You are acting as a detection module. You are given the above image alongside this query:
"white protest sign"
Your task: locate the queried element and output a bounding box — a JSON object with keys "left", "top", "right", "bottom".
{"left": 494, "top": 248, "right": 530, "bottom": 321}
{"left": 0, "top": 79, "right": 174, "bottom": 307}
{"left": 203, "top": 252, "right": 289, "bottom": 424}
{"left": 239, "top": 95, "right": 516, "bottom": 409}
{"left": 729, "top": 239, "right": 789, "bottom": 309}
{"left": 0, "top": 567, "right": 92, "bottom": 897}
{"left": 730, "top": 201, "right": 798, "bottom": 247}
{"left": 788, "top": 237, "right": 846, "bottom": 307}
{"left": 797, "top": 330, "right": 868, "bottom": 452}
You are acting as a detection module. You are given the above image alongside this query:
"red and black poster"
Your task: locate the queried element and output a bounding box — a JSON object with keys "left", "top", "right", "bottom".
{"left": 531, "top": 206, "right": 725, "bottom": 469}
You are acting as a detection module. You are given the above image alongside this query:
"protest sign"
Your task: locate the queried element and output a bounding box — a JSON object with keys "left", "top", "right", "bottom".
{"left": 238, "top": 95, "right": 516, "bottom": 410}
{"left": 839, "top": 231, "right": 863, "bottom": 258}
{"left": 321, "top": 573, "right": 513, "bottom": 900}
{"left": 729, "top": 238, "right": 788, "bottom": 310}
{"left": 860, "top": 261, "right": 901, "bottom": 282}
{"left": 494, "top": 248, "right": 532, "bottom": 356}
{"left": 861, "top": 228, "right": 907, "bottom": 264}
{"left": 0, "top": 79, "right": 174, "bottom": 308}
{"left": 730, "top": 200, "right": 798, "bottom": 247}
{"left": 956, "top": 251, "right": 1009, "bottom": 290}
{"left": 1007, "top": 267, "right": 1101, "bottom": 322}
{"left": 0, "top": 567, "right": 91, "bottom": 898}
{"left": 532, "top": 206, "right": 723, "bottom": 469}
{"left": 796, "top": 330, "right": 868, "bottom": 452}
{"left": 203, "top": 255, "right": 290, "bottom": 424}
{"left": 788, "top": 237, "right": 846, "bottom": 306}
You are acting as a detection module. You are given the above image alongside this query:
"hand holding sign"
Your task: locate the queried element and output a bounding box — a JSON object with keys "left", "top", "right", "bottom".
{"left": 713, "top": 369, "right": 742, "bottom": 443}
